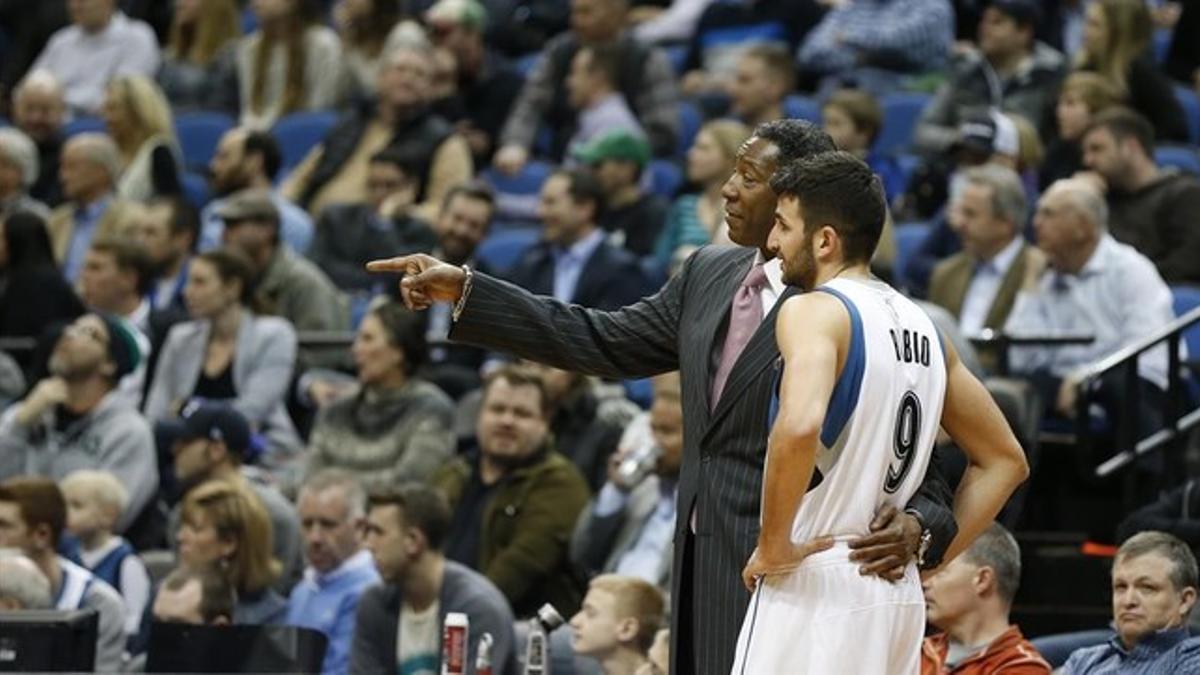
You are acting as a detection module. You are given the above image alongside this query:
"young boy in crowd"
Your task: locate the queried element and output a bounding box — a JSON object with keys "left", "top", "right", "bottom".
{"left": 570, "top": 574, "right": 666, "bottom": 675}
{"left": 821, "top": 88, "right": 906, "bottom": 202}
{"left": 60, "top": 470, "right": 151, "bottom": 639}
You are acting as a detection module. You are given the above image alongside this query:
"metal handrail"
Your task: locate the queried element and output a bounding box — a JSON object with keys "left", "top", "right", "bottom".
{"left": 1086, "top": 305, "right": 1200, "bottom": 481}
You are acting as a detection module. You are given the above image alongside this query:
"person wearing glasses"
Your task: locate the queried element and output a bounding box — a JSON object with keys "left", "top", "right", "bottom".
{"left": 0, "top": 313, "right": 158, "bottom": 533}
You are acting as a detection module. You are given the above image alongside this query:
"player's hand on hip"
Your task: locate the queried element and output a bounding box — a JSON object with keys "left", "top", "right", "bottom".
{"left": 366, "top": 254, "right": 466, "bottom": 310}
{"left": 741, "top": 537, "right": 835, "bottom": 592}
{"left": 848, "top": 503, "right": 921, "bottom": 582}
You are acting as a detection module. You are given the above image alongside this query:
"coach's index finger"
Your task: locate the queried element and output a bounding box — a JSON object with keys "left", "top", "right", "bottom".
{"left": 365, "top": 255, "right": 417, "bottom": 273}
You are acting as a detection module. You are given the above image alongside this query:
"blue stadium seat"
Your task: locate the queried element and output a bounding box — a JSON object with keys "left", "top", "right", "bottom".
{"left": 892, "top": 221, "right": 930, "bottom": 291}
{"left": 180, "top": 171, "right": 211, "bottom": 210}
{"left": 782, "top": 95, "right": 820, "bottom": 123}
{"left": 63, "top": 116, "right": 106, "bottom": 138}
{"left": 1155, "top": 145, "right": 1200, "bottom": 176}
{"left": 272, "top": 111, "right": 338, "bottom": 173}
{"left": 1170, "top": 285, "right": 1200, "bottom": 402}
{"left": 875, "top": 92, "right": 931, "bottom": 157}
{"left": 1173, "top": 86, "right": 1200, "bottom": 145}
{"left": 481, "top": 160, "right": 553, "bottom": 225}
{"left": 475, "top": 227, "right": 541, "bottom": 274}
{"left": 677, "top": 99, "right": 703, "bottom": 159}
{"left": 515, "top": 53, "right": 541, "bottom": 79}
{"left": 665, "top": 45, "right": 689, "bottom": 76}
{"left": 646, "top": 160, "right": 683, "bottom": 199}
{"left": 1172, "top": 285, "right": 1200, "bottom": 359}
{"left": 623, "top": 378, "right": 654, "bottom": 409}
{"left": 1153, "top": 28, "right": 1172, "bottom": 65}
{"left": 175, "top": 111, "right": 234, "bottom": 172}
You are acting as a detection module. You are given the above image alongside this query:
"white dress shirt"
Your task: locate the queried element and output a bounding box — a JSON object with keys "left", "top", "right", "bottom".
{"left": 1004, "top": 235, "right": 1176, "bottom": 388}
{"left": 31, "top": 13, "right": 160, "bottom": 115}
{"left": 551, "top": 229, "right": 607, "bottom": 303}
{"left": 959, "top": 236, "right": 1024, "bottom": 337}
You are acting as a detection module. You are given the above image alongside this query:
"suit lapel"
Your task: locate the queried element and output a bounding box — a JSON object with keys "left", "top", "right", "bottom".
{"left": 705, "top": 285, "right": 800, "bottom": 437}
{"left": 985, "top": 244, "right": 1027, "bottom": 329}
{"left": 947, "top": 258, "right": 972, "bottom": 319}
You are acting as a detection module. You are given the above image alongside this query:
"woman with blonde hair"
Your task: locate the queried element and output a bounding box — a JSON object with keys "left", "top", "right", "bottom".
{"left": 101, "top": 75, "right": 182, "bottom": 202}
{"left": 237, "top": 0, "right": 345, "bottom": 129}
{"left": 177, "top": 480, "right": 285, "bottom": 623}
{"left": 1041, "top": 72, "right": 1122, "bottom": 188}
{"left": 653, "top": 120, "right": 749, "bottom": 266}
{"left": 1075, "top": 0, "right": 1188, "bottom": 142}
{"left": 158, "top": 0, "right": 241, "bottom": 113}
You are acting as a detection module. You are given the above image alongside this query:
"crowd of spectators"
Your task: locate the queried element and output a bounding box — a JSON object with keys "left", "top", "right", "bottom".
{"left": 1, "top": 0, "right": 1200, "bottom": 672}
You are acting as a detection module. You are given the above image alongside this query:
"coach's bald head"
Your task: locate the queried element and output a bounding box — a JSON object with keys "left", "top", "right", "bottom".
{"left": 721, "top": 120, "right": 835, "bottom": 256}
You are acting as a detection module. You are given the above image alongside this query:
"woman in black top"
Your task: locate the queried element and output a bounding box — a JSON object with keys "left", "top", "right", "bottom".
{"left": 0, "top": 210, "right": 85, "bottom": 340}
{"left": 1076, "top": 0, "right": 1190, "bottom": 142}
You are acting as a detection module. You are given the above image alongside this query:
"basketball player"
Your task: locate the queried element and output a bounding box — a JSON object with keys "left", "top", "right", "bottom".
{"left": 731, "top": 152, "right": 1029, "bottom": 674}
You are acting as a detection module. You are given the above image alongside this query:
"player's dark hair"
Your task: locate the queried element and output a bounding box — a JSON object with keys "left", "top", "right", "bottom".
{"left": 769, "top": 151, "right": 886, "bottom": 264}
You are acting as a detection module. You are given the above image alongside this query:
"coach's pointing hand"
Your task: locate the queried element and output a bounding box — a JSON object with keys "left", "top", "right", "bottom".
{"left": 366, "top": 254, "right": 466, "bottom": 310}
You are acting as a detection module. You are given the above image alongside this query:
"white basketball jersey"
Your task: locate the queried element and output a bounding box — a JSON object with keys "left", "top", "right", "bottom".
{"left": 780, "top": 276, "right": 948, "bottom": 544}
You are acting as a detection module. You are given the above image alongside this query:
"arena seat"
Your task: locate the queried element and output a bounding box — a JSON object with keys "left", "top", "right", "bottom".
{"left": 481, "top": 160, "right": 553, "bottom": 228}
{"left": 1174, "top": 85, "right": 1199, "bottom": 145}
{"left": 1155, "top": 145, "right": 1200, "bottom": 176}
{"left": 180, "top": 171, "right": 211, "bottom": 210}
{"left": 891, "top": 220, "right": 930, "bottom": 291}
{"left": 677, "top": 99, "right": 703, "bottom": 159}
{"left": 272, "top": 110, "right": 338, "bottom": 173}
{"left": 875, "top": 92, "right": 931, "bottom": 157}
{"left": 63, "top": 116, "right": 106, "bottom": 138}
{"left": 646, "top": 159, "right": 683, "bottom": 199}
{"left": 175, "top": 111, "right": 234, "bottom": 172}
{"left": 782, "top": 95, "right": 821, "bottom": 124}
{"left": 476, "top": 227, "right": 541, "bottom": 274}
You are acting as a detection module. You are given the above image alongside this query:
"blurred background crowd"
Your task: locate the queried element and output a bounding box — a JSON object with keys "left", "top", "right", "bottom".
{"left": 1, "top": 0, "right": 1200, "bottom": 672}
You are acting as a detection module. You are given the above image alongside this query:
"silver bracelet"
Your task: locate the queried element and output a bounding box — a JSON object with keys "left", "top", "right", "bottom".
{"left": 452, "top": 264, "right": 474, "bottom": 322}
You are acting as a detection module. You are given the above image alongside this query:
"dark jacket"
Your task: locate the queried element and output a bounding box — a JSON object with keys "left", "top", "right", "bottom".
{"left": 434, "top": 450, "right": 590, "bottom": 618}
{"left": 298, "top": 104, "right": 454, "bottom": 209}
{"left": 552, "top": 386, "right": 625, "bottom": 492}
{"left": 1116, "top": 479, "right": 1200, "bottom": 546}
{"left": 599, "top": 193, "right": 670, "bottom": 257}
{"left": 1081, "top": 56, "right": 1190, "bottom": 143}
{"left": 914, "top": 42, "right": 1066, "bottom": 155}
{"left": 1107, "top": 168, "right": 1200, "bottom": 283}
{"left": 310, "top": 204, "right": 437, "bottom": 291}
{"left": 31, "top": 136, "right": 64, "bottom": 207}
{"left": 505, "top": 235, "right": 652, "bottom": 310}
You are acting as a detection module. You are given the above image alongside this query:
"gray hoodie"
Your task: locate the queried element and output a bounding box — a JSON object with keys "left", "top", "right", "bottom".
{"left": 0, "top": 392, "right": 158, "bottom": 532}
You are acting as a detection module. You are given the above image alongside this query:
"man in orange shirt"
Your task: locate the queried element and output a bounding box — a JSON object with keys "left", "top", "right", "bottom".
{"left": 922, "top": 523, "right": 1050, "bottom": 674}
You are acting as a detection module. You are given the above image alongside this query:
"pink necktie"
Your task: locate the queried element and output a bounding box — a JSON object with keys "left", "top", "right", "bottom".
{"left": 710, "top": 262, "right": 767, "bottom": 411}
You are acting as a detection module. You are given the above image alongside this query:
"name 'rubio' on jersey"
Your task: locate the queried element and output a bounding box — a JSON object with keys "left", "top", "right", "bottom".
{"left": 769, "top": 276, "right": 948, "bottom": 545}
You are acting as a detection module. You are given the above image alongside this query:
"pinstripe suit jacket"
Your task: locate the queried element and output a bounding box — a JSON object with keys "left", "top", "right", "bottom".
{"left": 450, "top": 245, "right": 957, "bottom": 675}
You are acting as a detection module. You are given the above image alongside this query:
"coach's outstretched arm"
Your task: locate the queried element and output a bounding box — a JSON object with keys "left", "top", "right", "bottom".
{"left": 367, "top": 252, "right": 684, "bottom": 380}
{"left": 936, "top": 333, "right": 1031, "bottom": 568}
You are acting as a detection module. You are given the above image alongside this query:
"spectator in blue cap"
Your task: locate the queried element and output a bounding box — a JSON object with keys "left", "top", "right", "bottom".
{"left": 162, "top": 400, "right": 302, "bottom": 591}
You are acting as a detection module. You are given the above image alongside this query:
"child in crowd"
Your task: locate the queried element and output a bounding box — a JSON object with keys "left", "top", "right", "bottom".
{"left": 821, "top": 88, "right": 906, "bottom": 203}
{"left": 60, "top": 470, "right": 152, "bottom": 639}
{"left": 570, "top": 574, "right": 666, "bottom": 675}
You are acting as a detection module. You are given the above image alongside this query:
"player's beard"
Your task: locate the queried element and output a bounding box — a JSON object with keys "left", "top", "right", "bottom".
{"left": 783, "top": 232, "right": 819, "bottom": 291}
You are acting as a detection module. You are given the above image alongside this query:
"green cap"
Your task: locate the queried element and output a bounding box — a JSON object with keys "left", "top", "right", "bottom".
{"left": 426, "top": 0, "right": 488, "bottom": 30}
{"left": 573, "top": 130, "right": 651, "bottom": 168}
